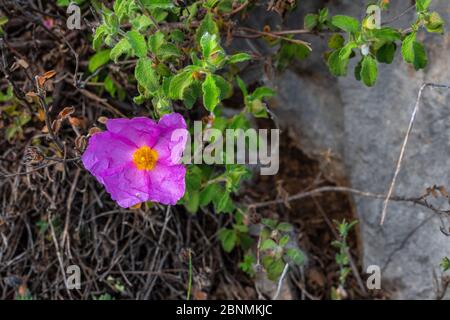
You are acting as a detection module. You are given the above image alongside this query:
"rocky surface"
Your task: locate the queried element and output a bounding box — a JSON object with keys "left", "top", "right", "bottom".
{"left": 241, "top": 0, "right": 450, "bottom": 299}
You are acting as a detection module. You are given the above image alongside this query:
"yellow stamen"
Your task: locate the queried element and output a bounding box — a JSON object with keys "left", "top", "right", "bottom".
{"left": 132, "top": 146, "right": 158, "bottom": 171}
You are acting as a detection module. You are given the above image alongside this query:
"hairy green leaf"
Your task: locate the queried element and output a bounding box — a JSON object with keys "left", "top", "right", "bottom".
{"left": 327, "top": 49, "right": 349, "bottom": 76}
{"left": 425, "top": 12, "right": 444, "bottom": 33}
{"left": 412, "top": 41, "right": 427, "bottom": 70}
{"left": 148, "top": 30, "right": 165, "bottom": 54}
{"left": 416, "top": 0, "right": 432, "bottom": 12}
{"left": 328, "top": 34, "right": 345, "bottom": 49}
{"left": 218, "top": 228, "right": 237, "bottom": 252}
{"left": 261, "top": 239, "right": 277, "bottom": 250}
{"left": 88, "top": 49, "right": 111, "bottom": 72}
{"left": 202, "top": 73, "right": 220, "bottom": 112}
{"left": 331, "top": 15, "right": 360, "bottom": 34}
{"left": 360, "top": 55, "right": 378, "bottom": 86}
{"left": 196, "top": 12, "right": 219, "bottom": 43}
{"left": 126, "top": 30, "right": 147, "bottom": 58}
{"left": 402, "top": 33, "right": 427, "bottom": 70}
{"left": 142, "top": 0, "right": 174, "bottom": 9}
{"left": 370, "top": 27, "right": 402, "bottom": 42}
{"left": 376, "top": 42, "right": 396, "bottom": 64}
{"left": 304, "top": 13, "right": 318, "bottom": 30}
{"left": 252, "top": 87, "right": 275, "bottom": 100}
{"left": 168, "top": 67, "right": 197, "bottom": 100}
{"left": 212, "top": 74, "right": 232, "bottom": 100}
{"left": 135, "top": 57, "right": 159, "bottom": 93}
{"left": 401, "top": 32, "right": 416, "bottom": 63}
{"left": 110, "top": 38, "right": 131, "bottom": 62}
{"left": 228, "top": 53, "right": 252, "bottom": 64}
{"left": 286, "top": 248, "right": 305, "bottom": 265}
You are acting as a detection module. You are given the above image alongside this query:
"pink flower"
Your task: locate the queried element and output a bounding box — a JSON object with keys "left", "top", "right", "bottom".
{"left": 43, "top": 17, "right": 54, "bottom": 30}
{"left": 82, "top": 113, "right": 188, "bottom": 208}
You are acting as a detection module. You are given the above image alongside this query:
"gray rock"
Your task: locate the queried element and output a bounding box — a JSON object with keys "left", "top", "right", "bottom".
{"left": 242, "top": 0, "right": 450, "bottom": 299}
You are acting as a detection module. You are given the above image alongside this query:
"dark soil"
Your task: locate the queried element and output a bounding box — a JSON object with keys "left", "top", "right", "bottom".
{"left": 242, "top": 133, "right": 387, "bottom": 299}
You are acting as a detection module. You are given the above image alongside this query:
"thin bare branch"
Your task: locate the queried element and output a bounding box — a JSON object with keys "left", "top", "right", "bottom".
{"left": 380, "top": 83, "right": 450, "bottom": 225}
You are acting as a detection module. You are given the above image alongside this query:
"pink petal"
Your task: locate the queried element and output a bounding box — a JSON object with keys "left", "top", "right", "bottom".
{"left": 102, "top": 163, "right": 151, "bottom": 208}
{"left": 106, "top": 117, "right": 160, "bottom": 148}
{"left": 82, "top": 131, "right": 135, "bottom": 183}
{"left": 147, "top": 163, "right": 186, "bottom": 205}
{"left": 153, "top": 113, "right": 188, "bottom": 165}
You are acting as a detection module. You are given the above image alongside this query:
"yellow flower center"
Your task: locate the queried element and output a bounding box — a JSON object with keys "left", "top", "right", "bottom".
{"left": 132, "top": 146, "right": 158, "bottom": 171}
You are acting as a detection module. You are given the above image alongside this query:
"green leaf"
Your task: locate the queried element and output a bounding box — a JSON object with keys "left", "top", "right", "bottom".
{"left": 168, "top": 68, "right": 196, "bottom": 100}
{"left": 339, "top": 41, "right": 357, "bottom": 60}
{"left": 92, "top": 25, "right": 107, "bottom": 51}
{"left": 151, "top": 8, "right": 169, "bottom": 22}
{"left": 200, "top": 32, "right": 219, "bottom": 58}
{"left": 186, "top": 165, "right": 202, "bottom": 192}
{"left": 214, "top": 191, "right": 234, "bottom": 213}
{"left": 184, "top": 190, "right": 200, "bottom": 213}
{"left": 276, "top": 222, "right": 293, "bottom": 232}
{"left": 360, "top": 55, "right": 378, "bottom": 87}
{"left": 401, "top": 33, "right": 428, "bottom": 70}
{"left": 354, "top": 58, "right": 362, "bottom": 81}
{"left": 0, "top": 86, "right": 13, "bottom": 102}
{"left": 135, "top": 57, "right": 159, "bottom": 93}
{"left": 199, "top": 183, "right": 220, "bottom": 207}
{"left": 262, "top": 218, "right": 277, "bottom": 229}
{"left": 57, "top": 0, "right": 84, "bottom": 6}
{"left": 279, "top": 235, "right": 290, "bottom": 247}
{"left": 110, "top": 38, "right": 131, "bottom": 63}
{"left": 328, "top": 34, "right": 345, "bottom": 49}
{"left": 441, "top": 257, "right": 450, "bottom": 272}
{"left": 196, "top": 12, "right": 219, "bottom": 43}
{"left": 204, "top": 0, "right": 219, "bottom": 9}
{"left": 212, "top": 74, "right": 232, "bottom": 100}
{"left": 131, "top": 15, "right": 153, "bottom": 31}
{"left": 228, "top": 114, "right": 250, "bottom": 130}
{"left": 239, "top": 254, "right": 256, "bottom": 277}
{"left": 318, "top": 8, "right": 329, "bottom": 23}
{"left": 327, "top": 49, "right": 349, "bottom": 76}
{"left": 142, "top": 0, "right": 174, "bottom": 9}
{"left": 412, "top": 41, "right": 427, "bottom": 70}
{"left": 252, "top": 87, "right": 275, "bottom": 100}
{"left": 217, "top": 0, "right": 233, "bottom": 13}
{"left": 236, "top": 76, "right": 248, "bottom": 97}
{"left": 104, "top": 76, "right": 116, "bottom": 97}
{"left": 202, "top": 73, "right": 220, "bottom": 112}
{"left": 114, "top": 0, "right": 132, "bottom": 20}
{"left": 225, "top": 165, "right": 251, "bottom": 191}
{"left": 88, "top": 49, "right": 111, "bottom": 72}
{"left": 425, "top": 12, "right": 444, "bottom": 34}
{"left": 376, "top": 42, "right": 396, "bottom": 64}
{"left": 416, "top": 0, "right": 432, "bottom": 12}
{"left": 126, "top": 30, "right": 147, "bottom": 58}
{"left": 148, "top": 30, "right": 165, "bottom": 54}
{"left": 183, "top": 82, "right": 201, "bottom": 108}
{"left": 331, "top": 15, "right": 360, "bottom": 34}
{"left": 249, "top": 99, "right": 268, "bottom": 118}
{"left": 218, "top": 228, "right": 237, "bottom": 252}
{"left": 228, "top": 53, "right": 252, "bottom": 64}
{"left": 157, "top": 44, "right": 181, "bottom": 59}
{"left": 261, "top": 239, "right": 277, "bottom": 250}
{"left": 286, "top": 248, "right": 305, "bottom": 265}
{"left": 370, "top": 27, "right": 402, "bottom": 42}
{"left": 171, "top": 29, "right": 185, "bottom": 43}
{"left": 304, "top": 13, "right": 318, "bottom": 30}
{"left": 266, "top": 259, "right": 285, "bottom": 281}
{"left": 401, "top": 32, "right": 416, "bottom": 64}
